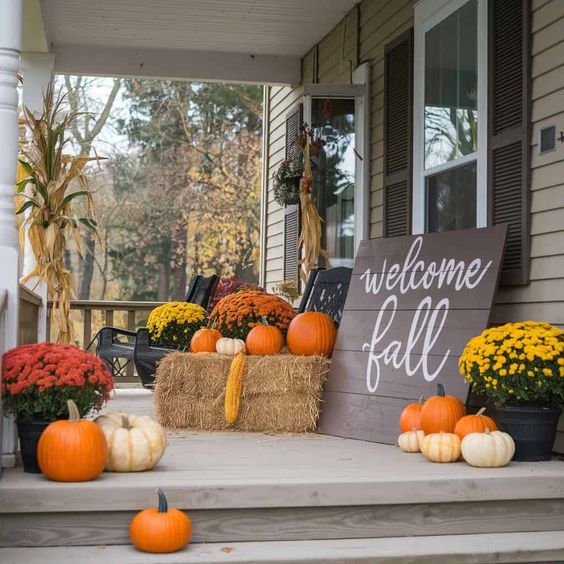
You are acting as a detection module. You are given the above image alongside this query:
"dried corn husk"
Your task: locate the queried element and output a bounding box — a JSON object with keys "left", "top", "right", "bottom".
{"left": 17, "top": 83, "right": 102, "bottom": 343}
{"left": 297, "top": 129, "right": 331, "bottom": 282}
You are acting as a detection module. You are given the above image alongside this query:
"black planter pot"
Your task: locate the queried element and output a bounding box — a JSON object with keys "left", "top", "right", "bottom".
{"left": 16, "top": 418, "right": 53, "bottom": 473}
{"left": 496, "top": 405, "right": 561, "bottom": 461}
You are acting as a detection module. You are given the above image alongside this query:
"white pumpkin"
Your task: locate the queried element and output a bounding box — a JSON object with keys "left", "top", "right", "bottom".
{"left": 95, "top": 412, "right": 166, "bottom": 472}
{"left": 421, "top": 432, "right": 461, "bottom": 463}
{"left": 216, "top": 337, "right": 245, "bottom": 355}
{"left": 398, "top": 430, "right": 425, "bottom": 453}
{"left": 461, "top": 430, "right": 515, "bottom": 468}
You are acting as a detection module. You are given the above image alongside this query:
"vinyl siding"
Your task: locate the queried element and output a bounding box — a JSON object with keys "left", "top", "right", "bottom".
{"left": 493, "top": 0, "right": 564, "bottom": 327}
{"left": 305, "top": 0, "right": 415, "bottom": 240}
{"left": 263, "top": 0, "right": 564, "bottom": 325}
{"left": 263, "top": 85, "right": 303, "bottom": 290}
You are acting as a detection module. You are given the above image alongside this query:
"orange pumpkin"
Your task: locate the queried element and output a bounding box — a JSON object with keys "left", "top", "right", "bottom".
{"left": 130, "top": 489, "right": 192, "bottom": 553}
{"left": 419, "top": 384, "right": 466, "bottom": 434}
{"left": 245, "top": 319, "right": 283, "bottom": 355}
{"left": 286, "top": 312, "right": 337, "bottom": 357}
{"left": 399, "top": 395, "right": 424, "bottom": 432}
{"left": 454, "top": 407, "right": 498, "bottom": 439}
{"left": 191, "top": 328, "right": 222, "bottom": 353}
{"left": 38, "top": 399, "right": 107, "bottom": 482}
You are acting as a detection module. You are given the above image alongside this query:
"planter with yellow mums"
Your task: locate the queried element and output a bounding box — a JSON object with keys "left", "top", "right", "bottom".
{"left": 146, "top": 302, "right": 208, "bottom": 351}
{"left": 459, "top": 321, "right": 564, "bottom": 461}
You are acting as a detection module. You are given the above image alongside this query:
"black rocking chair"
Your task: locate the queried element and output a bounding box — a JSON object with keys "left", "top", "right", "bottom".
{"left": 131, "top": 274, "right": 219, "bottom": 388}
{"left": 299, "top": 266, "right": 352, "bottom": 326}
{"left": 95, "top": 274, "right": 218, "bottom": 384}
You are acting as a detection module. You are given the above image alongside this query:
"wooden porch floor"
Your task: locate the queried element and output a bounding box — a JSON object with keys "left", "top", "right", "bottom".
{"left": 1, "top": 388, "right": 564, "bottom": 562}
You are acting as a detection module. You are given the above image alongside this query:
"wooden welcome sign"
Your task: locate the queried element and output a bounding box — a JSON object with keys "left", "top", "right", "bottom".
{"left": 318, "top": 225, "right": 507, "bottom": 444}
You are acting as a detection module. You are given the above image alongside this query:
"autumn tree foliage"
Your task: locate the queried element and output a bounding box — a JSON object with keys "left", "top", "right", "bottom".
{"left": 63, "top": 78, "right": 262, "bottom": 302}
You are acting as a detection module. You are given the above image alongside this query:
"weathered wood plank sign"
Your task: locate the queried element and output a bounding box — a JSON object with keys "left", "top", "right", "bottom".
{"left": 318, "top": 225, "right": 507, "bottom": 444}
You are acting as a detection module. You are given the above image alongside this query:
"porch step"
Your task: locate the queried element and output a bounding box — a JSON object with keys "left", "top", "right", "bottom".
{"left": 2, "top": 430, "right": 564, "bottom": 548}
{"left": 1, "top": 531, "right": 564, "bottom": 564}
{"left": 3, "top": 496, "right": 564, "bottom": 548}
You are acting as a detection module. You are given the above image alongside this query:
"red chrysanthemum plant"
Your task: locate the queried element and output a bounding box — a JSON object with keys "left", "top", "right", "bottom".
{"left": 1, "top": 342, "right": 113, "bottom": 421}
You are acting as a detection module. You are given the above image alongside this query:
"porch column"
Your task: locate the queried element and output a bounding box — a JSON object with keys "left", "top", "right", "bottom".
{"left": 0, "top": 0, "right": 23, "bottom": 469}
{"left": 21, "top": 52, "right": 55, "bottom": 341}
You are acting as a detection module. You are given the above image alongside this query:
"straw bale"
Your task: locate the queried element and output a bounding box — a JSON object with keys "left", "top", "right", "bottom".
{"left": 154, "top": 352, "right": 329, "bottom": 433}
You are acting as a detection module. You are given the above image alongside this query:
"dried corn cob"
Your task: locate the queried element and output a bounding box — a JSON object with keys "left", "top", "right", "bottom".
{"left": 224, "top": 352, "right": 246, "bottom": 423}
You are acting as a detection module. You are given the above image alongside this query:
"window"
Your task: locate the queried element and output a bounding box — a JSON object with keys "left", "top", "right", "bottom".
{"left": 303, "top": 68, "right": 369, "bottom": 267}
{"left": 413, "top": 0, "right": 488, "bottom": 234}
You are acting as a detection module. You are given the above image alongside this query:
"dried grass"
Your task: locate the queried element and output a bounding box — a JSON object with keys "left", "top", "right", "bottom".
{"left": 154, "top": 352, "right": 330, "bottom": 433}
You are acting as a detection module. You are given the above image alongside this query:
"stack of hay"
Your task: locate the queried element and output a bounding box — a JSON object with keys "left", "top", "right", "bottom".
{"left": 154, "top": 352, "right": 330, "bottom": 433}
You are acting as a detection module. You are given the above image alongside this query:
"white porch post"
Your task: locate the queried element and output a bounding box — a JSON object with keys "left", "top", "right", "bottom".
{"left": 20, "top": 53, "right": 55, "bottom": 342}
{"left": 0, "top": 0, "right": 23, "bottom": 469}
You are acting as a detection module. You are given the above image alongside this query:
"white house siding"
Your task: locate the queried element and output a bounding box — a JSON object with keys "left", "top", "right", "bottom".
{"left": 263, "top": 0, "right": 564, "bottom": 329}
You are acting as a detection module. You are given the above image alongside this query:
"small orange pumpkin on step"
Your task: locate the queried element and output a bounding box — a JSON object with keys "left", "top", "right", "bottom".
{"left": 37, "top": 399, "right": 107, "bottom": 482}
{"left": 419, "top": 384, "right": 466, "bottom": 434}
{"left": 454, "top": 407, "right": 498, "bottom": 439}
{"left": 130, "top": 489, "right": 192, "bottom": 553}
{"left": 399, "top": 395, "right": 424, "bottom": 432}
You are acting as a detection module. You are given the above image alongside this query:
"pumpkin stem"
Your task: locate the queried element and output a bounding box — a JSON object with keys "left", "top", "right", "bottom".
{"left": 261, "top": 316, "right": 269, "bottom": 326}
{"left": 121, "top": 415, "right": 131, "bottom": 429}
{"left": 157, "top": 488, "right": 168, "bottom": 513}
{"left": 476, "top": 407, "right": 487, "bottom": 416}
{"left": 67, "top": 400, "right": 81, "bottom": 422}
{"left": 437, "top": 383, "right": 445, "bottom": 397}
{"left": 418, "top": 395, "right": 425, "bottom": 405}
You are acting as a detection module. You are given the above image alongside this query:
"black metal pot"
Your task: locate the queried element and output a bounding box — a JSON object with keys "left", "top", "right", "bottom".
{"left": 496, "top": 405, "right": 561, "bottom": 461}
{"left": 16, "top": 417, "right": 53, "bottom": 473}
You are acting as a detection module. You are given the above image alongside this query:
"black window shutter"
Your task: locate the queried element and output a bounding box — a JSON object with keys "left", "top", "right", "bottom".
{"left": 488, "top": 0, "right": 531, "bottom": 285}
{"left": 383, "top": 28, "right": 413, "bottom": 238}
{"left": 283, "top": 103, "right": 303, "bottom": 285}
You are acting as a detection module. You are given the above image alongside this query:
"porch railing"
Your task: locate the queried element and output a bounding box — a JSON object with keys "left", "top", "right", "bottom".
{"left": 47, "top": 300, "right": 163, "bottom": 381}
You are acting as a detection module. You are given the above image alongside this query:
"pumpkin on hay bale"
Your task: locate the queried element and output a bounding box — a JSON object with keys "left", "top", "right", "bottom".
{"left": 209, "top": 289, "right": 295, "bottom": 340}
{"left": 154, "top": 352, "right": 329, "bottom": 433}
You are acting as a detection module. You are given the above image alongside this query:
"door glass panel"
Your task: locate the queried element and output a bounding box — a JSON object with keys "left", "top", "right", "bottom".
{"left": 311, "top": 97, "right": 355, "bottom": 267}
{"left": 427, "top": 161, "right": 476, "bottom": 232}
{"left": 424, "top": 0, "right": 477, "bottom": 169}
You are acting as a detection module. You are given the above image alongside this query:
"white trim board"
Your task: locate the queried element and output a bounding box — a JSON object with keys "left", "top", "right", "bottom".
{"left": 53, "top": 44, "right": 301, "bottom": 86}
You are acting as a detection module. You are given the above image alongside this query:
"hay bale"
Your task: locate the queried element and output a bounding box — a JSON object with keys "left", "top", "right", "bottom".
{"left": 154, "top": 352, "right": 329, "bottom": 433}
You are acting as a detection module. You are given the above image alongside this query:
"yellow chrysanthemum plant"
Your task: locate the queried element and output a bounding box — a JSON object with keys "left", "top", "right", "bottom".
{"left": 459, "top": 321, "right": 564, "bottom": 407}
{"left": 147, "top": 302, "right": 208, "bottom": 350}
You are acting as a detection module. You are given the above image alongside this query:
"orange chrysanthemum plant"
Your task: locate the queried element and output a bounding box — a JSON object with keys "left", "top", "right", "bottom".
{"left": 2, "top": 342, "right": 113, "bottom": 421}
{"left": 209, "top": 289, "right": 295, "bottom": 340}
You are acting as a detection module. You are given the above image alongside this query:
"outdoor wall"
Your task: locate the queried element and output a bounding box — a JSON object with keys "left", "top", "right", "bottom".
{"left": 263, "top": 0, "right": 564, "bottom": 331}
{"left": 494, "top": 0, "right": 564, "bottom": 328}
{"left": 263, "top": 85, "right": 304, "bottom": 288}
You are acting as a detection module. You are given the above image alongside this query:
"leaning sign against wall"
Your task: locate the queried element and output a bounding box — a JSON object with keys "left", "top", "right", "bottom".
{"left": 319, "top": 225, "right": 507, "bottom": 444}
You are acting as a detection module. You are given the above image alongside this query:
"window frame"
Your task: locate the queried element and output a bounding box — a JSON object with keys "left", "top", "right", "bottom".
{"left": 412, "top": 0, "right": 488, "bottom": 234}
{"left": 302, "top": 62, "right": 370, "bottom": 256}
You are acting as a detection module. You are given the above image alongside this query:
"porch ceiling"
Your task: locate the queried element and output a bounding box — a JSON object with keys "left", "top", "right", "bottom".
{"left": 35, "top": 0, "right": 359, "bottom": 84}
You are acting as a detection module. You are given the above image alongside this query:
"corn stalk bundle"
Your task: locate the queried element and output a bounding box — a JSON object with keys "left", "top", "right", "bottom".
{"left": 297, "top": 129, "right": 331, "bottom": 282}
{"left": 17, "top": 83, "right": 101, "bottom": 343}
